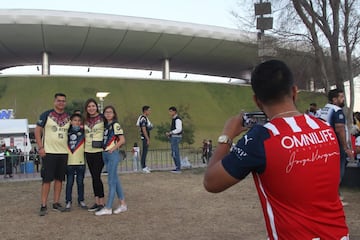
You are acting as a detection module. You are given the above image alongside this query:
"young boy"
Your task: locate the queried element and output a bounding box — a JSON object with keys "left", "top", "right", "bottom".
{"left": 65, "top": 113, "right": 87, "bottom": 211}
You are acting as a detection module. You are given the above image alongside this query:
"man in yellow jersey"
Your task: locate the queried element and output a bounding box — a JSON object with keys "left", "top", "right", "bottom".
{"left": 35, "top": 93, "right": 70, "bottom": 216}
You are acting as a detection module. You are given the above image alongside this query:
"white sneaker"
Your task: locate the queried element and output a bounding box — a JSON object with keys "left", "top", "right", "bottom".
{"left": 95, "top": 207, "right": 112, "bottom": 216}
{"left": 142, "top": 167, "right": 151, "bottom": 173}
{"left": 341, "top": 200, "right": 349, "bottom": 206}
{"left": 65, "top": 202, "right": 71, "bottom": 211}
{"left": 114, "top": 205, "right": 127, "bottom": 214}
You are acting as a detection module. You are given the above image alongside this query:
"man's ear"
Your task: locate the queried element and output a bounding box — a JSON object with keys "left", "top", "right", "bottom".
{"left": 292, "top": 86, "right": 298, "bottom": 102}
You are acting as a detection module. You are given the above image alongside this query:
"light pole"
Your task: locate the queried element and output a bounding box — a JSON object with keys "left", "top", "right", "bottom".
{"left": 96, "top": 92, "right": 110, "bottom": 113}
{"left": 254, "top": 1, "right": 274, "bottom": 62}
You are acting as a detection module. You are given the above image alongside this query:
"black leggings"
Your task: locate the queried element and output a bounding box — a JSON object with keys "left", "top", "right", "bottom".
{"left": 85, "top": 152, "right": 104, "bottom": 198}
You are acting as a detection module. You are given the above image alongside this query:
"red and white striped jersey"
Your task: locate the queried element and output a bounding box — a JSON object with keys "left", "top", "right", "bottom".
{"left": 222, "top": 114, "right": 349, "bottom": 240}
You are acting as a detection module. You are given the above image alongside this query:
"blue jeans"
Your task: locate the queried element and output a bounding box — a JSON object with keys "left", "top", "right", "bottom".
{"left": 102, "top": 151, "right": 125, "bottom": 209}
{"left": 170, "top": 136, "right": 182, "bottom": 170}
{"left": 141, "top": 138, "right": 149, "bottom": 169}
{"left": 65, "top": 165, "right": 86, "bottom": 203}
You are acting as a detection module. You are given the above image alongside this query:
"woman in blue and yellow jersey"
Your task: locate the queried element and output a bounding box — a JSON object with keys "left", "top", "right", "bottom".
{"left": 95, "top": 105, "right": 127, "bottom": 216}
{"left": 84, "top": 98, "right": 105, "bottom": 212}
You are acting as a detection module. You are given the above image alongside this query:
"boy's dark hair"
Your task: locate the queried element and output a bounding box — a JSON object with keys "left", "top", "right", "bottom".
{"left": 54, "top": 93, "right": 66, "bottom": 98}
{"left": 169, "top": 106, "right": 177, "bottom": 112}
{"left": 327, "top": 88, "right": 344, "bottom": 103}
{"left": 251, "top": 60, "right": 294, "bottom": 104}
{"left": 142, "top": 105, "right": 150, "bottom": 113}
{"left": 70, "top": 113, "right": 82, "bottom": 121}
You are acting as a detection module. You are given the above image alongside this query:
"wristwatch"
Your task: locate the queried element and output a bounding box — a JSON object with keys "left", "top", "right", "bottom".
{"left": 217, "top": 135, "right": 232, "bottom": 146}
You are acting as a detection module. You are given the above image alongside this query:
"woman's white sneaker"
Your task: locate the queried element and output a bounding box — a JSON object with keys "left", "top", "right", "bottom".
{"left": 114, "top": 205, "right": 127, "bottom": 214}
{"left": 95, "top": 207, "right": 112, "bottom": 216}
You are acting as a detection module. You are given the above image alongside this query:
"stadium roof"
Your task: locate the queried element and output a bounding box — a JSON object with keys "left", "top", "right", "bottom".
{"left": 0, "top": 9, "right": 260, "bottom": 80}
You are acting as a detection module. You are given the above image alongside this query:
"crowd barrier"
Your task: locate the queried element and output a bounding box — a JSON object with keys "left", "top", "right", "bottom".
{"left": 0, "top": 147, "right": 208, "bottom": 180}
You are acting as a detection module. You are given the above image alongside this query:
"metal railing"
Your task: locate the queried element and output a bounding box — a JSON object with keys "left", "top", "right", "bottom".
{"left": 118, "top": 147, "right": 206, "bottom": 172}
{"left": 0, "top": 147, "right": 208, "bottom": 180}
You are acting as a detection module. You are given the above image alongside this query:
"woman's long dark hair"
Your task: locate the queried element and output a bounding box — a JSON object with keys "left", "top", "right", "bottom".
{"left": 103, "top": 105, "right": 118, "bottom": 123}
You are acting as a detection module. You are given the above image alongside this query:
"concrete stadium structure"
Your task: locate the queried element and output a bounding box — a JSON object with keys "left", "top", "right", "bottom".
{"left": 0, "top": 9, "right": 263, "bottom": 80}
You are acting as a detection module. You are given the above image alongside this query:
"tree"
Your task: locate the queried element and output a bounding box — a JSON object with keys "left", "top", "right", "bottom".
{"left": 342, "top": 0, "right": 360, "bottom": 114}
{"left": 233, "top": 0, "right": 359, "bottom": 95}
{"left": 65, "top": 99, "right": 84, "bottom": 114}
{"left": 154, "top": 104, "right": 195, "bottom": 146}
{"left": 289, "top": 0, "right": 360, "bottom": 131}
{"left": 233, "top": 0, "right": 360, "bottom": 144}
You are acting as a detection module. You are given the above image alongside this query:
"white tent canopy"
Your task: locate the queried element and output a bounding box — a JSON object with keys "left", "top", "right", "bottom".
{"left": 0, "top": 119, "right": 29, "bottom": 135}
{"left": 0, "top": 119, "right": 31, "bottom": 153}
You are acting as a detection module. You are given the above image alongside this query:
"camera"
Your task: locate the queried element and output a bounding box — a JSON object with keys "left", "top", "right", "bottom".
{"left": 242, "top": 111, "right": 268, "bottom": 128}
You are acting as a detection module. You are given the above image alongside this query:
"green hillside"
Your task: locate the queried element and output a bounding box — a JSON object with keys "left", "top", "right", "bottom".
{"left": 0, "top": 76, "right": 327, "bottom": 149}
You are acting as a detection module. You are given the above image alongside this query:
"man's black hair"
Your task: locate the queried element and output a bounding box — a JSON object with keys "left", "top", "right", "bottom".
{"left": 327, "top": 88, "right": 344, "bottom": 103}
{"left": 54, "top": 93, "right": 66, "bottom": 98}
{"left": 251, "top": 60, "right": 294, "bottom": 104}
{"left": 142, "top": 105, "right": 150, "bottom": 113}
{"left": 168, "top": 106, "right": 177, "bottom": 112}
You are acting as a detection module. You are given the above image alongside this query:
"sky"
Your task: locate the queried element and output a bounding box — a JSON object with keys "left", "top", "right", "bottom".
{"left": 0, "top": 0, "right": 242, "bottom": 82}
{"left": 2, "top": 0, "right": 238, "bottom": 28}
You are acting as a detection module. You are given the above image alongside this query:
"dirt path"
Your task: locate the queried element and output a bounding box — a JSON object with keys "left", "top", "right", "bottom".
{"left": 0, "top": 168, "right": 359, "bottom": 239}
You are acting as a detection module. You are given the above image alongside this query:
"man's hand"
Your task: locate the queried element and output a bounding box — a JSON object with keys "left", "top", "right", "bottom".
{"left": 38, "top": 148, "right": 46, "bottom": 158}
{"left": 221, "top": 113, "right": 248, "bottom": 139}
{"left": 345, "top": 148, "right": 354, "bottom": 161}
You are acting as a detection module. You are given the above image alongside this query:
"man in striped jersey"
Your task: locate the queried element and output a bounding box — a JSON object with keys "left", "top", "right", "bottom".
{"left": 204, "top": 60, "right": 349, "bottom": 239}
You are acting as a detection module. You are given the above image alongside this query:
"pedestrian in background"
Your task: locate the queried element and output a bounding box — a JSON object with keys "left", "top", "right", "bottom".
{"left": 166, "top": 106, "right": 182, "bottom": 173}
{"left": 137, "top": 105, "right": 153, "bottom": 173}
{"left": 319, "top": 88, "right": 353, "bottom": 206}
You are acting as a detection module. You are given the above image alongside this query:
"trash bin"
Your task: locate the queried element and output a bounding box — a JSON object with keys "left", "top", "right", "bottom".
{"left": 20, "top": 161, "right": 34, "bottom": 173}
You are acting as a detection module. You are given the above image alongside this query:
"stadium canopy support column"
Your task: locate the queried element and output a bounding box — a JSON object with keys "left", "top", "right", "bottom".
{"left": 162, "top": 58, "right": 170, "bottom": 80}
{"left": 41, "top": 52, "right": 50, "bottom": 75}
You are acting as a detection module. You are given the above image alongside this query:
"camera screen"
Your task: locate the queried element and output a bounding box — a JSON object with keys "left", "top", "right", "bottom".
{"left": 243, "top": 112, "right": 268, "bottom": 128}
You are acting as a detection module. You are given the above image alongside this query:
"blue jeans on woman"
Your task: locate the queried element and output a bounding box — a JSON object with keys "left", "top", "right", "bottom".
{"left": 102, "top": 150, "right": 125, "bottom": 209}
{"left": 170, "top": 136, "right": 182, "bottom": 170}
{"left": 65, "top": 165, "right": 86, "bottom": 204}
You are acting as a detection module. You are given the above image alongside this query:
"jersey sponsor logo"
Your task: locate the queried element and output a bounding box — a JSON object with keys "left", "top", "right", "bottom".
{"left": 286, "top": 149, "right": 339, "bottom": 173}
{"left": 280, "top": 129, "right": 336, "bottom": 149}
{"left": 244, "top": 135, "right": 253, "bottom": 145}
{"left": 231, "top": 146, "right": 248, "bottom": 158}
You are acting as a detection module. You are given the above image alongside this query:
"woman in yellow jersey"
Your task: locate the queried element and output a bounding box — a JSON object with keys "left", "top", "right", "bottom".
{"left": 84, "top": 98, "right": 105, "bottom": 212}
{"left": 95, "top": 105, "right": 127, "bottom": 216}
